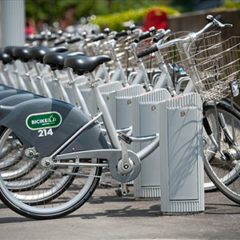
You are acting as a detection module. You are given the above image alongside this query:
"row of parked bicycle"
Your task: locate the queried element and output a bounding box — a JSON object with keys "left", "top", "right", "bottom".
{"left": 0, "top": 15, "right": 239, "bottom": 219}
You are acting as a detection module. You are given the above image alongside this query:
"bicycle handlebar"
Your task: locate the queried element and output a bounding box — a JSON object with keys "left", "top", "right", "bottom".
{"left": 206, "top": 14, "right": 233, "bottom": 28}
{"left": 54, "top": 39, "right": 66, "bottom": 46}
{"left": 114, "top": 30, "right": 128, "bottom": 39}
{"left": 68, "top": 37, "right": 81, "bottom": 44}
{"left": 92, "top": 33, "right": 105, "bottom": 42}
{"left": 136, "top": 29, "right": 171, "bottom": 58}
{"left": 152, "top": 29, "right": 171, "bottom": 43}
{"left": 137, "top": 45, "right": 158, "bottom": 58}
{"left": 155, "top": 15, "right": 232, "bottom": 51}
{"left": 135, "top": 31, "right": 151, "bottom": 43}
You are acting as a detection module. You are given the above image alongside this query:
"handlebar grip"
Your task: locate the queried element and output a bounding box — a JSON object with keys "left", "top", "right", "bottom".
{"left": 68, "top": 37, "right": 81, "bottom": 44}
{"left": 47, "top": 36, "right": 57, "bottom": 41}
{"left": 115, "top": 30, "right": 128, "bottom": 39}
{"left": 137, "top": 45, "right": 158, "bottom": 58}
{"left": 152, "top": 32, "right": 166, "bottom": 43}
{"left": 135, "top": 31, "right": 151, "bottom": 43}
{"left": 54, "top": 39, "right": 66, "bottom": 46}
{"left": 92, "top": 34, "right": 105, "bottom": 42}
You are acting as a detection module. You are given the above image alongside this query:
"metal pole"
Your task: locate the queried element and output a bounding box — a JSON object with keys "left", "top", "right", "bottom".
{"left": 0, "top": 0, "right": 25, "bottom": 47}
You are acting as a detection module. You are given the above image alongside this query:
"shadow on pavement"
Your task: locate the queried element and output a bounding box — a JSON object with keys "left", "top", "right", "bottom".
{"left": 0, "top": 203, "right": 7, "bottom": 209}
{"left": 0, "top": 217, "right": 33, "bottom": 224}
{"left": 69, "top": 204, "right": 161, "bottom": 219}
{"left": 205, "top": 202, "right": 240, "bottom": 215}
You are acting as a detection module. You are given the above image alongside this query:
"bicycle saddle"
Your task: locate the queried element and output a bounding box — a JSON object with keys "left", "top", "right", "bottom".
{"left": 0, "top": 50, "right": 13, "bottom": 65}
{"left": 29, "top": 46, "right": 68, "bottom": 63}
{"left": 4, "top": 46, "right": 20, "bottom": 60}
{"left": 43, "top": 51, "right": 84, "bottom": 70}
{"left": 13, "top": 46, "right": 31, "bottom": 62}
{"left": 64, "top": 54, "right": 111, "bottom": 75}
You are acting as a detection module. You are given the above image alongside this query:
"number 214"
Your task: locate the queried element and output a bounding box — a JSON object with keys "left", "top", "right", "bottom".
{"left": 38, "top": 128, "right": 53, "bottom": 137}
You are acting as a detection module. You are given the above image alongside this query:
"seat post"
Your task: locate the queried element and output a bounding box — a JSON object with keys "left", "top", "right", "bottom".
{"left": 66, "top": 68, "right": 90, "bottom": 115}
{"left": 33, "top": 61, "right": 52, "bottom": 98}
{"left": 22, "top": 62, "right": 40, "bottom": 94}
{"left": 6, "top": 63, "right": 18, "bottom": 88}
{"left": 51, "top": 69, "right": 71, "bottom": 103}
{"left": 13, "top": 60, "right": 28, "bottom": 90}
{"left": 88, "top": 71, "right": 121, "bottom": 149}
{"left": 0, "top": 64, "right": 9, "bottom": 85}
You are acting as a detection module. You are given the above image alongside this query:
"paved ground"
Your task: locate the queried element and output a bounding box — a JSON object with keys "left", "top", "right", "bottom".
{"left": 0, "top": 186, "right": 240, "bottom": 240}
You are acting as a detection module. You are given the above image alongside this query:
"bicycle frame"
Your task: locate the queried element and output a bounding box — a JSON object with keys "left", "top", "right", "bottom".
{"left": 52, "top": 70, "right": 160, "bottom": 183}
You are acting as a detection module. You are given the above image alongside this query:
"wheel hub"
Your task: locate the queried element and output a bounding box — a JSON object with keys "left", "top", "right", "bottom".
{"left": 223, "top": 145, "right": 240, "bottom": 162}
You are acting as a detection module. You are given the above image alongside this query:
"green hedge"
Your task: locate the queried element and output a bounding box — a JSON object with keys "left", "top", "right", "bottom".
{"left": 222, "top": 0, "right": 240, "bottom": 9}
{"left": 91, "top": 5, "right": 179, "bottom": 31}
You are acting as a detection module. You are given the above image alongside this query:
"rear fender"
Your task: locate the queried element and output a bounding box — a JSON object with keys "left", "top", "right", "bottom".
{"left": 0, "top": 98, "right": 108, "bottom": 157}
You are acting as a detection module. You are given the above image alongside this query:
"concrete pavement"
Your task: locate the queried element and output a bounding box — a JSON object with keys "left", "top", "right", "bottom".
{"left": 0, "top": 186, "right": 240, "bottom": 240}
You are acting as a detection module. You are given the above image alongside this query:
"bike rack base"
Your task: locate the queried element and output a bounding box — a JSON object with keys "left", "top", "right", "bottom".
{"left": 132, "top": 88, "right": 171, "bottom": 198}
{"left": 159, "top": 93, "right": 204, "bottom": 213}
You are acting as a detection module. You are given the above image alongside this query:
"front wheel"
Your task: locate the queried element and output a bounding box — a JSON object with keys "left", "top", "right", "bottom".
{"left": 203, "top": 101, "right": 240, "bottom": 203}
{"left": 0, "top": 128, "right": 103, "bottom": 220}
{"left": 0, "top": 157, "right": 102, "bottom": 219}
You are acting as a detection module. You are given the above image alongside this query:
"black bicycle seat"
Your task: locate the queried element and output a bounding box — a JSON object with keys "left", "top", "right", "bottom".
{"left": 43, "top": 51, "right": 84, "bottom": 70}
{"left": 64, "top": 54, "right": 111, "bottom": 75}
{"left": 0, "top": 50, "right": 12, "bottom": 65}
{"left": 29, "top": 46, "right": 68, "bottom": 63}
{"left": 4, "top": 46, "right": 20, "bottom": 60}
{"left": 13, "top": 46, "right": 31, "bottom": 62}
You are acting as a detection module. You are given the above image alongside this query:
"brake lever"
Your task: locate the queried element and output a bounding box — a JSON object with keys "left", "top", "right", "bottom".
{"left": 214, "top": 20, "right": 233, "bottom": 28}
{"left": 206, "top": 14, "right": 233, "bottom": 28}
{"left": 224, "top": 23, "right": 233, "bottom": 27}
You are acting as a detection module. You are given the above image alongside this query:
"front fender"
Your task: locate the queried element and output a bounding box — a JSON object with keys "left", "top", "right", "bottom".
{"left": 0, "top": 93, "right": 42, "bottom": 106}
{"left": 0, "top": 89, "right": 28, "bottom": 100}
{"left": 0, "top": 98, "right": 108, "bottom": 156}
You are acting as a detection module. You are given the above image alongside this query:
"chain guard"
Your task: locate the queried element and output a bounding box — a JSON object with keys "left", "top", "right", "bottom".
{"left": 108, "top": 150, "right": 141, "bottom": 183}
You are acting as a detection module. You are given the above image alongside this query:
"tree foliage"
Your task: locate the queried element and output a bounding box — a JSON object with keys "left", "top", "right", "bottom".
{"left": 92, "top": 5, "right": 179, "bottom": 31}
{"left": 223, "top": 0, "right": 240, "bottom": 9}
{"left": 25, "top": 0, "right": 175, "bottom": 22}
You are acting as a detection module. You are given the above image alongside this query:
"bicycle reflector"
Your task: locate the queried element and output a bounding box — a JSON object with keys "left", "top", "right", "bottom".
{"left": 229, "top": 81, "right": 239, "bottom": 97}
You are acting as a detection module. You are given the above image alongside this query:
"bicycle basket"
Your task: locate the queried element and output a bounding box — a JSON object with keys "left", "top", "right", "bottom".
{"left": 191, "top": 36, "right": 240, "bottom": 101}
{"left": 161, "top": 31, "right": 222, "bottom": 71}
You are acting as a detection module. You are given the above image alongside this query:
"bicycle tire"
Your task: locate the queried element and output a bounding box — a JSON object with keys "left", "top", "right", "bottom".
{"left": 0, "top": 127, "right": 102, "bottom": 219}
{"left": 203, "top": 101, "right": 240, "bottom": 203}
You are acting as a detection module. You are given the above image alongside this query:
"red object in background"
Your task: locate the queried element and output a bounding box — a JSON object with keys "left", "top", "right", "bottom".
{"left": 143, "top": 8, "right": 168, "bottom": 31}
{"left": 25, "top": 26, "right": 35, "bottom": 35}
{"left": 25, "top": 18, "right": 36, "bottom": 35}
